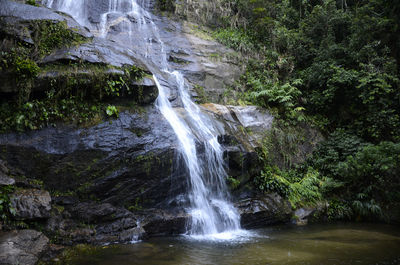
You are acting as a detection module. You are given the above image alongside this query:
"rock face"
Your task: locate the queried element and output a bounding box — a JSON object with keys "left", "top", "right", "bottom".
{"left": 0, "top": 0, "right": 156, "bottom": 104}
{"left": 155, "top": 20, "right": 244, "bottom": 103}
{"left": 141, "top": 209, "right": 189, "bottom": 236}
{"left": 236, "top": 194, "right": 292, "bottom": 229}
{"left": 10, "top": 189, "right": 52, "bottom": 220}
{"left": 0, "top": 0, "right": 299, "bottom": 252}
{"left": 0, "top": 230, "right": 49, "bottom": 265}
{"left": 0, "top": 0, "right": 92, "bottom": 44}
{"left": 0, "top": 108, "right": 183, "bottom": 209}
{"left": 201, "top": 103, "right": 274, "bottom": 150}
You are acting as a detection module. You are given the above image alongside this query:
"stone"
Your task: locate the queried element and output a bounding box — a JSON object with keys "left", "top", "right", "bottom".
{"left": 52, "top": 195, "right": 79, "bottom": 206}
{"left": 293, "top": 207, "right": 316, "bottom": 226}
{"left": 40, "top": 37, "right": 147, "bottom": 69}
{"left": 293, "top": 203, "right": 328, "bottom": 225}
{"left": 69, "top": 202, "right": 134, "bottom": 223}
{"left": 0, "top": 174, "right": 15, "bottom": 186}
{"left": 0, "top": 0, "right": 92, "bottom": 45}
{"left": 0, "top": 230, "right": 49, "bottom": 265}
{"left": 142, "top": 209, "right": 189, "bottom": 236}
{"left": 201, "top": 103, "right": 274, "bottom": 150}
{"left": 10, "top": 189, "right": 51, "bottom": 220}
{"left": 0, "top": 159, "right": 15, "bottom": 186}
{"left": 236, "top": 193, "right": 292, "bottom": 229}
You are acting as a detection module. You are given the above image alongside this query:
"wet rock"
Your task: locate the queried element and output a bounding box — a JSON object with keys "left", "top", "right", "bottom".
{"left": 40, "top": 37, "right": 147, "bottom": 69}
{"left": 10, "top": 189, "right": 51, "bottom": 220}
{"left": 0, "top": 0, "right": 92, "bottom": 46}
{"left": 69, "top": 202, "right": 134, "bottom": 223}
{"left": 201, "top": 103, "right": 274, "bottom": 150}
{"left": 171, "top": 22, "right": 244, "bottom": 103}
{"left": 40, "top": 244, "right": 65, "bottom": 263}
{"left": 293, "top": 208, "right": 316, "bottom": 226}
{"left": 236, "top": 194, "right": 292, "bottom": 229}
{"left": 0, "top": 173, "right": 14, "bottom": 186}
{"left": 129, "top": 76, "right": 159, "bottom": 104}
{"left": 0, "top": 107, "right": 183, "bottom": 209}
{"left": 52, "top": 195, "right": 79, "bottom": 206}
{"left": 293, "top": 203, "right": 328, "bottom": 225}
{"left": 142, "top": 209, "right": 189, "bottom": 236}
{"left": 0, "top": 229, "right": 49, "bottom": 265}
{"left": 0, "top": 159, "right": 15, "bottom": 186}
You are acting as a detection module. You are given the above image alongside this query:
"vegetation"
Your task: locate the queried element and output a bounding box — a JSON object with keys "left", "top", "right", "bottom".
{"left": 203, "top": 0, "right": 400, "bottom": 220}
{"left": 0, "top": 185, "right": 16, "bottom": 224}
{"left": 0, "top": 16, "right": 146, "bottom": 133}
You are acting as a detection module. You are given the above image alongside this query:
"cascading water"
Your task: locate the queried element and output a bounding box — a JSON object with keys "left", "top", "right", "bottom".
{"left": 45, "top": 0, "right": 245, "bottom": 239}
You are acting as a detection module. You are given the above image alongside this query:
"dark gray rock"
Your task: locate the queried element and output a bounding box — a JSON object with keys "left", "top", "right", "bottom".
{"left": 236, "top": 194, "right": 292, "bottom": 229}
{"left": 0, "top": 159, "right": 15, "bottom": 186}
{"left": 293, "top": 203, "right": 328, "bottom": 225}
{"left": 40, "top": 37, "right": 147, "bottom": 69}
{"left": 141, "top": 209, "right": 189, "bottom": 236}
{"left": 0, "top": 0, "right": 92, "bottom": 45}
{"left": 45, "top": 202, "right": 140, "bottom": 245}
{"left": 52, "top": 195, "right": 79, "bottom": 206}
{"left": 69, "top": 202, "right": 134, "bottom": 223}
{"left": 293, "top": 208, "right": 316, "bottom": 226}
{"left": 10, "top": 189, "right": 51, "bottom": 220}
{"left": 0, "top": 229, "right": 49, "bottom": 265}
{"left": 130, "top": 76, "right": 159, "bottom": 104}
{"left": 0, "top": 174, "right": 14, "bottom": 186}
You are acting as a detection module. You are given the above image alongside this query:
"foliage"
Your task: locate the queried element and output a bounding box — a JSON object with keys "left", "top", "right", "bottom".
{"left": 213, "top": 0, "right": 400, "bottom": 220}
{"left": 308, "top": 129, "right": 365, "bottom": 178}
{"left": 0, "top": 97, "right": 101, "bottom": 132}
{"left": 105, "top": 105, "right": 119, "bottom": 118}
{"left": 254, "top": 164, "right": 324, "bottom": 208}
{"left": 326, "top": 199, "right": 353, "bottom": 221}
{"left": 227, "top": 176, "right": 241, "bottom": 190}
{"left": 33, "top": 20, "right": 87, "bottom": 57}
{"left": 214, "top": 0, "right": 400, "bottom": 140}
{"left": 213, "top": 28, "right": 256, "bottom": 54}
{"left": 26, "top": 0, "right": 38, "bottom": 6}
{"left": 0, "top": 185, "right": 16, "bottom": 223}
{"left": 337, "top": 142, "right": 400, "bottom": 218}
{"left": 156, "top": 0, "right": 175, "bottom": 12}
{"left": 308, "top": 137, "right": 400, "bottom": 219}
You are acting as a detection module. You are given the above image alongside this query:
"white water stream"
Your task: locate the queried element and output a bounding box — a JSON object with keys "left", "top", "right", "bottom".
{"left": 45, "top": 0, "right": 245, "bottom": 239}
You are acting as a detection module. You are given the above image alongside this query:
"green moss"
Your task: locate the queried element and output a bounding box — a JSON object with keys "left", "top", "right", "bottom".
{"left": 31, "top": 20, "right": 88, "bottom": 57}
{"left": 25, "top": 0, "right": 38, "bottom": 6}
{"left": 193, "top": 84, "right": 209, "bottom": 104}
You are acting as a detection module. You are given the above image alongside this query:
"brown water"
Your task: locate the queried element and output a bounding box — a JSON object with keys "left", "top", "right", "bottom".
{"left": 69, "top": 223, "right": 400, "bottom": 265}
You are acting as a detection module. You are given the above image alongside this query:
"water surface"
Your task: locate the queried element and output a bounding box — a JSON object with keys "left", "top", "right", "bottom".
{"left": 68, "top": 223, "right": 400, "bottom": 265}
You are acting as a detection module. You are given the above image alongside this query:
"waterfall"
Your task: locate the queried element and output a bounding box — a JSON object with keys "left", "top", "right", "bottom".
{"left": 46, "top": 0, "right": 244, "bottom": 239}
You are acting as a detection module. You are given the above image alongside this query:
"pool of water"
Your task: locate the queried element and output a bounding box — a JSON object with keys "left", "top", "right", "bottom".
{"left": 69, "top": 223, "right": 400, "bottom": 265}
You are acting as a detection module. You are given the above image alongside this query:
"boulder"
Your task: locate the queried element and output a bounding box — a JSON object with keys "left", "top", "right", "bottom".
{"left": 293, "top": 208, "right": 316, "bottom": 226}
{"left": 0, "top": 159, "right": 15, "bottom": 186}
{"left": 0, "top": 230, "right": 49, "bottom": 265}
{"left": 141, "top": 209, "right": 189, "bottom": 236}
{"left": 236, "top": 193, "right": 292, "bottom": 229}
{"left": 10, "top": 189, "right": 51, "bottom": 220}
{"left": 201, "top": 103, "right": 274, "bottom": 150}
{"left": 293, "top": 203, "right": 328, "bottom": 225}
{"left": 0, "top": 173, "right": 14, "bottom": 187}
